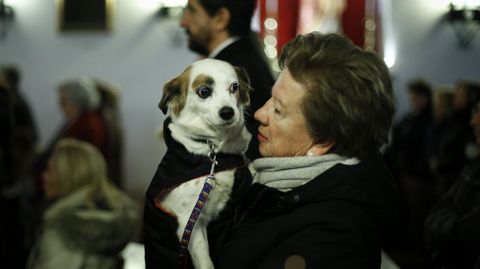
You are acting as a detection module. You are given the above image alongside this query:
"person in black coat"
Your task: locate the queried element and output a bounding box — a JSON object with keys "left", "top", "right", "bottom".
{"left": 0, "top": 67, "right": 37, "bottom": 269}
{"left": 179, "top": 0, "right": 274, "bottom": 161}
{"left": 434, "top": 81, "right": 480, "bottom": 188}
{"left": 0, "top": 70, "right": 17, "bottom": 269}
{"left": 390, "top": 78, "right": 433, "bottom": 182}
{"left": 146, "top": 32, "right": 401, "bottom": 269}
{"left": 1, "top": 66, "right": 39, "bottom": 182}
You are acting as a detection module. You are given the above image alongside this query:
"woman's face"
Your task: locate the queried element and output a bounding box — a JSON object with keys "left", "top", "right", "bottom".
{"left": 408, "top": 92, "right": 428, "bottom": 113}
{"left": 254, "top": 68, "right": 314, "bottom": 157}
{"left": 42, "top": 159, "right": 60, "bottom": 199}
{"left": 58, "top": 93, "right": 78, "bottom": 120}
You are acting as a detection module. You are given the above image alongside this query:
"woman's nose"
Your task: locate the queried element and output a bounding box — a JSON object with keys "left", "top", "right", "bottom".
{"left": 254, "top": 99, "right": 271, "bottom": 124}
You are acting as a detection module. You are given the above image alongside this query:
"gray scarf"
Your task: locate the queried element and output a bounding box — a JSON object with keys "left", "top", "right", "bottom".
{"left": 251, "top": 154, "right": 359, "bottom": 192}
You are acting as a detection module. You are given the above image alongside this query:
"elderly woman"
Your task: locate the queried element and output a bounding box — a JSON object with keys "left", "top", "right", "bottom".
{"left": 32, "top": 78, "right": 108, "bottom": 196}
{"left": 56, "top": 78, "right": 107, "bottom": 155}
{"left": 205, "top": 32, "right": 400, "bottom": 269}
{"left": 27, "top": 138, "right": 138, "bottom": 269}
{"left": 145, "top": 32, "right": 399, "bottom": 269}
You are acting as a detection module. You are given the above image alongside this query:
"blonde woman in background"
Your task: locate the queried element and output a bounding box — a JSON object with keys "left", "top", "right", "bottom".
{"left": 27, "top": 138, "right": 139, "bottom": 269}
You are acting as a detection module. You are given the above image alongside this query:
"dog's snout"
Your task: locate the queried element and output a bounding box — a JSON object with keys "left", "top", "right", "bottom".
{"left": 219, "top": 106, "right": 235, "bottom": 121}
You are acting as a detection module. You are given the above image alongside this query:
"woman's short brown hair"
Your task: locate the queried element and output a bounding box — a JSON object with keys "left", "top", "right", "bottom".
{"left": 279, "top": 32, "right": 395, "bottom": 159}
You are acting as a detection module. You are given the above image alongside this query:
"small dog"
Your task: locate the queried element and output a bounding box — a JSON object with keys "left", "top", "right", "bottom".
{"left": 156, "top": 59, "right": 252, "bottom": 269}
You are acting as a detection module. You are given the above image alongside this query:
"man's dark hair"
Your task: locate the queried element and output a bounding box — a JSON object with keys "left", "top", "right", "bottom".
{"left": 199, "top": 0, "right": 256, "bottom": 36}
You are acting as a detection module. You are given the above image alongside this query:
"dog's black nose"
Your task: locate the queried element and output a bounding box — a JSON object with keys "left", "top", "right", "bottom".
{"left": 219, "top": 106, "right": 235, "bottom": 120}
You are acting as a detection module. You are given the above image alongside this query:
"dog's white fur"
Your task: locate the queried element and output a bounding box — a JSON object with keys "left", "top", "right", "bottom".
{"left": 158, "top": 59, "right": 251, "bottom": 269}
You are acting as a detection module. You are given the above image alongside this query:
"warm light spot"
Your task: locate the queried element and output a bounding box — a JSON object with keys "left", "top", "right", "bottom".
{"left": 271, "top": 59, "right": 281, "bottom": 73}
{"left": 264, "top": 18, "right": 278, "bottom": 31}
{"left": 263, "top": 34, "right": 277, "bottom": 47}
{"left": 264, "top": 46, "right": 277, "bottom": 59}
{"left": 284, "top": 255, "right": 306, "bottom": 269}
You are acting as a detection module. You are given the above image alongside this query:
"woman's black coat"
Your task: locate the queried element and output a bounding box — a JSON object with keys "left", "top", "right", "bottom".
{"left": 207, "top": 157, "right": 401, "bottom": 269}
{"left": 144, "top": 156, "right": 400, "bottom": 269}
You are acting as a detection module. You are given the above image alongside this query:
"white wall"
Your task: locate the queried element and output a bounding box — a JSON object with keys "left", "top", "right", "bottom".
{"left": 0, "top": 0, "right": 197, "bottom": 200}
{"left": 1, "top": 0, "right": 480, "bottom": 200}
{"left": 384, "top": 0, "right": 480, "bottom": 118}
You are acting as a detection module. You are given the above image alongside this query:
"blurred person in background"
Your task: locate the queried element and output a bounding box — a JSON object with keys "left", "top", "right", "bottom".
{"left": 26, "top": 138, "right": 139, "bottom": 269}
{"left": 436, "top": 80, "right": 480, "bottom": 182}
{"left": 0, "top": 67, "right": 13, "bottom": 197}
{"left": 28, "top": 77, "right": 111, "bottom": 256}
{"left": 0, "top": 67, "right": 24, "bottom": 269}
{"left": 390, "top": 78, "right": 433, "bottom": 182}
{"left": 33, "top": 77, "right": 108, "bottom": 197}
{"left": 384, "top": 78, "right": 435, "bottom": 268}
{"left": 94, "top": 79, "right": 124, "bottom": 188}
{"left": 424, "top": 97, "right": 480, "bottom": 269}
{"left": 1, "top": 65, "right": 39, "bottom": 187}
{"left": 0, "top": 66, "right": 40, "bottom": 268}
{"left": 426, "top": 85, "right": 456, "bottom": 197}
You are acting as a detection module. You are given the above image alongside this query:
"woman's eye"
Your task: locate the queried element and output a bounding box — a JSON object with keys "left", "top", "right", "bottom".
{"left": 196, "top": 86, "right": 212, "bottom": 99}
{"left": 230, "top": 82, "right": 239, "bottom": 93}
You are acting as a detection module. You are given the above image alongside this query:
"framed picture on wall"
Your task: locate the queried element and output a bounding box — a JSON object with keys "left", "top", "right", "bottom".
{"left": 56, "top": 0, "right": 114, "bottom": 32}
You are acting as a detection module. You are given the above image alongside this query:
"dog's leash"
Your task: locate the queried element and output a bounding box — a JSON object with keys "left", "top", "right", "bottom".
{"left": 178, "top": 141, "right": 218, "bottom": 268}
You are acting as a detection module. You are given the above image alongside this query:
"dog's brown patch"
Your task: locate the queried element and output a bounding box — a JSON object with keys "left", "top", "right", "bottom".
{"left": 192, "top": 74, "right": 214, "bottom": 90}
{"left": 159, "top": 66, "right": 191, "bottom": 116}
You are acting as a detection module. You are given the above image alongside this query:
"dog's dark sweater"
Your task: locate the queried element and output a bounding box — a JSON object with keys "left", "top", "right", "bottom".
{"left": 143, "top": 117, "right": 247, "bottom": 269}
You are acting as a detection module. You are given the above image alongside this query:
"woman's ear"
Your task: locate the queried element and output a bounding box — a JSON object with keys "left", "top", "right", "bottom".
{"left": 212, "top": 7, "right": 230, "bottom": 31}
{"left": 307, "top": 141, "right": 335, "bottom": 156}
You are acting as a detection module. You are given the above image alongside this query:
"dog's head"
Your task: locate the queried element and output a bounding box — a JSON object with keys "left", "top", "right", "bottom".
{"left": 159, "top": 59, "right": 252, "bottom": 141}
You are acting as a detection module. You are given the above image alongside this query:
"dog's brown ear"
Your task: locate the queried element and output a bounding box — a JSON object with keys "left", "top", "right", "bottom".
{"left": 159, "top": 66, "right": 190, "bottom": 115}
{"left": 159, "top": 78, "right": 179, "bottom": 114}
{"left": 234, "top": 66, "right": 252, "bottom": 105}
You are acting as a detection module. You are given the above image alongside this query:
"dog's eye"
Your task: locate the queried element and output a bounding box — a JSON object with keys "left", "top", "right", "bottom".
{"left": 196, "top": 86, "right": 212, "bottom": 99}
{"left": 230, "top": 82, "right": 239, "bottom": 93}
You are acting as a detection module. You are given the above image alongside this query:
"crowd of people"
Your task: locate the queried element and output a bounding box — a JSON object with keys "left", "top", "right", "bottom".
{"left": 0, "top": 66, "right": 136, "bottom": 269}
{"left": 385, "top": 78, "right": 480, "bottom": 269}
{"left": 1, "top": 0, "right": 479, "bottom": 268}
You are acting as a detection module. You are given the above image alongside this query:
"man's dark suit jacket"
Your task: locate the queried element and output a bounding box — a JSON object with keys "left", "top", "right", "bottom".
{"left": 215, "top": 35, "right": 274, "bottom": 161}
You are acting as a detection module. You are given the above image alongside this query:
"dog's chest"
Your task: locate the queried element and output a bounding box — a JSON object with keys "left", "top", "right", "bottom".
{"left": 159, "top": 170, "right": 236, "bottom": 223}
